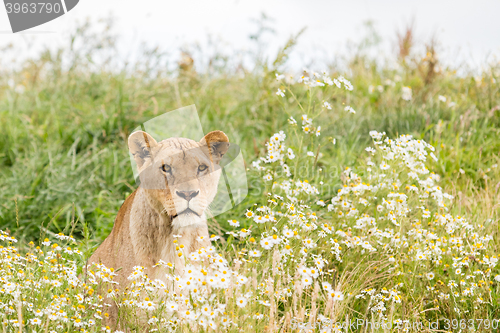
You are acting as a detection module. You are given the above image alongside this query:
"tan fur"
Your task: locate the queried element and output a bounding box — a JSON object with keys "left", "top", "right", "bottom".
{"left": 87, "top": 130, "right": 229, "bottom": 327}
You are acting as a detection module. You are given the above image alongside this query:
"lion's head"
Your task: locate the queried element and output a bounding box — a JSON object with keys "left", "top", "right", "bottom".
{"left": 128, "top": 130, "right": 229, "bottom": 228}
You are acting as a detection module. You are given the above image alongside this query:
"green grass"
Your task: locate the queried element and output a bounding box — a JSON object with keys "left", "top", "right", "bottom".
{"left": 1, "top": 28, "right": 498, "bottom": 245}
{"left": 1, "top": 20, "right": 500, "bottom": 332}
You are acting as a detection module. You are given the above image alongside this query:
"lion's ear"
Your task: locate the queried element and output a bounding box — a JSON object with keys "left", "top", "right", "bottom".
{"left": 200, "top": 130, "right": 229, "bottom": 164}
{"left": 128, "top": 131, "right": 158, "bottom": 169}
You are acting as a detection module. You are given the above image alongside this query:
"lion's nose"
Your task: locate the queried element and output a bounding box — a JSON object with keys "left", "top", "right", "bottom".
{"left": 176, "top": 190, "right": 199, "bottom": 201}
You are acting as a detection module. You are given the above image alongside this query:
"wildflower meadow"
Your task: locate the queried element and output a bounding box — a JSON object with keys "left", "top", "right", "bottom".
{"left": 1, "top": 20, "right": 500, "bottom": 333}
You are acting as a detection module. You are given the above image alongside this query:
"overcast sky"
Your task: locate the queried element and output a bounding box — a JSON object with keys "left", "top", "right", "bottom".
{"left": 1, "top": 0, "right": 499, "bottom": 71}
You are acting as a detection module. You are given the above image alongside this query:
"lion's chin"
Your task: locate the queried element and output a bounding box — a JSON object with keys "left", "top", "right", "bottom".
{"left": 171, "top": 212, "right": 205, "bottom": 228}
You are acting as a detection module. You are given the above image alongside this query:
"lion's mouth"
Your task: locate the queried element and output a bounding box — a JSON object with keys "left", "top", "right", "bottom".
{"left": 171, "top": 208, "right": 200, "bottom": 219}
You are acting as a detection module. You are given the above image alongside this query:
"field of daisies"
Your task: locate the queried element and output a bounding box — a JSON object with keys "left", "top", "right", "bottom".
{"left": 1, "top": 21, "right": 500, "bottom": 332}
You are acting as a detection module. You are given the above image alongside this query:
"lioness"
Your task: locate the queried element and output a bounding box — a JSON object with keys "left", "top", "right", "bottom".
{"left": 87, "top": 130, "right": 229, "bottom": 326}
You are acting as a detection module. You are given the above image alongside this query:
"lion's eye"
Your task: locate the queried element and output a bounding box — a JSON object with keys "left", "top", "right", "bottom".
{"left": 198, "top": 165, "right": 208, "bottom": 172}
{"left": 161, "top": 165, "right": 172, "bottom": 173}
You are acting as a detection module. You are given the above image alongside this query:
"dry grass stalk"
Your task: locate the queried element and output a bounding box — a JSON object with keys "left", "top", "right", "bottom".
{"left": 43, "top": 318, "right": 50, "bottom": 333}
{"left": 308, "top": 281, "right": 320, "bottom": 326}
{"left": 292, "top": 283, "right": 298, "bottom": 316}
{"left": 16, "top": 296, "right": 23, "bottom": 333}
{"left": 276, "top": 275, "right": 282, "bottom": 299}
{"left": 283, "top": 311, "right": 291, "bottom": 333}
{"left": 420, "top": 39, "right": 439, "bottom": 85}
{"left": 272, "top": 249, "right": 281, "bottom": 277}
{"left": 291, "top": 269, "right": 302, "bottom": 316}
{"left": 178, "top": 51, "right": 194, "bottom": 73}
{"left": 298, "top": 306, "right": 305, "bottom": 323}
{"left": 252, "top": 268, "right": 258, "bottom": 290}
{"left": 295, "top": 280, "right": 304, "bottom": 318}
{"left": 225, "top": 284, "right": 231, "bottom": 304}
{"left": 396, "top": 21, "right": 414, "bottom": 62}
{"left": 325, "top": 295, "right": 334, "bottom": 318}
{"left": 267, "top": 277, "right": 276, "bottom": 332}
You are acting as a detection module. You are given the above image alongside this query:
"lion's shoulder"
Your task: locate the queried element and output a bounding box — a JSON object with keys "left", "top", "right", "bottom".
{"left": 113, "top": 189, "right": 138, "bottom": 233}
